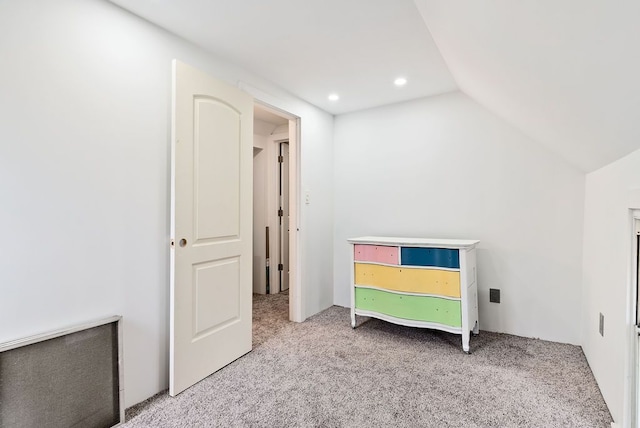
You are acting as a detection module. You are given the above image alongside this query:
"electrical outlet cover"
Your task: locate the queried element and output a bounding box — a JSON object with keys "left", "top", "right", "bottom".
{"left": 599, "top": 313, "right": 604, "bottom": 336}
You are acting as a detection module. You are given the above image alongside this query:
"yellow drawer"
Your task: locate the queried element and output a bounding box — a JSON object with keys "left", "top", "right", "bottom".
{"left": 354, "top": 263, "right": 460, "bottom": 298}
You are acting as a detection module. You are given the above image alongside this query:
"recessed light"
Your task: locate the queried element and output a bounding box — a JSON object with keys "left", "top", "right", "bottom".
{"left": 394, "top": 77, "right": 407, "bottom": 86}
{"left": 328, "top": 93, "right": 339, "bottom": 101}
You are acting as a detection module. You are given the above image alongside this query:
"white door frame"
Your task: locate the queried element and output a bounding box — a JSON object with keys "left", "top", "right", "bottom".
{"left": 251, "top": 98, "right": 303, "bottom": 323}
{"left": 624, "top": 209, "right": 640, "bottom": 428}
{"left": 287, "top": 117, "right": 302, "bottom": 323}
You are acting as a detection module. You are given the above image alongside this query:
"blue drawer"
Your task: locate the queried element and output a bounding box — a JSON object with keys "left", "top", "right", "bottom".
{"left": 400, "top": 247, "right": 459, "bottom": 269}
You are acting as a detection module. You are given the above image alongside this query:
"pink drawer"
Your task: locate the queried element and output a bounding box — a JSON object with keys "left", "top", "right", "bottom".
{"left": 354, "top": 244, "right": 398, "bottom": 265}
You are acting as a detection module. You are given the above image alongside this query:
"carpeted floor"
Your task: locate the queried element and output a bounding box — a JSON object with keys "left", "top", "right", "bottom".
{"left": 124, "top": 292, "right": 612, "bottom": 427}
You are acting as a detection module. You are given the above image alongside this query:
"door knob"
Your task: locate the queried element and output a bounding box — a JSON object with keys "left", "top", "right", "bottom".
{"left": 179, "top": 238, "right": 187, "bottom": 247}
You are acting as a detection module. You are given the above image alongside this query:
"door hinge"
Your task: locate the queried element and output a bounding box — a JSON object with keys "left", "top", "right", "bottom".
{"left": 278, "top": 155, "right": 284, "bottom": 163}
{"left": 278, "top": 208, "right": 283, "bottom": 217}
{"left": 278, "top": 263, "right": 284, "bottom": 271}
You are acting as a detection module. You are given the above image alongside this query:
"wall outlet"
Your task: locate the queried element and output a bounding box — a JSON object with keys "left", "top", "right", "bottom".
{"left": 599, "top": 313, "right": 604, "bottom": 337}
{"left": 489, "top": 288, "right": 500, "bottom": 303}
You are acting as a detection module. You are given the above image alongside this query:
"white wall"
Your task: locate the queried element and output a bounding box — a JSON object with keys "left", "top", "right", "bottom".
{"left": 0, "top": 0, "right": 333, "bottom": 407}
{"left": 582, "top": 149, "right": 640, "bottom": 424}
{"left": 333, "top": 92, "right": 585, "bottom": 345}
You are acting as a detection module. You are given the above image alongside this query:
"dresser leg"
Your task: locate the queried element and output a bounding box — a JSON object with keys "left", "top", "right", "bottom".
{"left": 472, "top": 321, "right": 479, "bottom": 336}
{"left": 462, "top": 329, "right": 470, "bottom": 353}
{"left": 351, "top": 311, "right": 356, "bottom": 328}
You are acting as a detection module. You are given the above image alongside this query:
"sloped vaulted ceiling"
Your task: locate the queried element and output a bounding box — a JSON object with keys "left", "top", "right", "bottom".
{"left": 414, "top": 0, "right": 640, "bottom": 172}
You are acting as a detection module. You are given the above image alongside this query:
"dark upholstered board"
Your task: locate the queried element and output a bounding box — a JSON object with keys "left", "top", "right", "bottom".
{"left": 0, "top": 321, "right": 121, "bottom": 428}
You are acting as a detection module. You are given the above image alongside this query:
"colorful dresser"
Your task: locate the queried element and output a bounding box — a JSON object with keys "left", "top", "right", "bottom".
{"left": 348, "top": 236, "right": 480, "bottom": 352}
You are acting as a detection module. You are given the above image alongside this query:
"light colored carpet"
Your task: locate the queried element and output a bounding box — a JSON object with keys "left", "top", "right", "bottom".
{"left": 124, "top": 292, "right": 612, "bottom": 427}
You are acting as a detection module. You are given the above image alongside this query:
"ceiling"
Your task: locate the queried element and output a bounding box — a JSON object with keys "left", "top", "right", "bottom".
{"left": 111, "top": 0, "right": 640, "bottom": 172}
{"left": 109, "top": 0, "right": 457, "bottom": 115}
{"left": 415, "top": 0, "right": 640, "bottom": 172}
{"left": 254, "top": 105, "right": 288, "bottom": 126}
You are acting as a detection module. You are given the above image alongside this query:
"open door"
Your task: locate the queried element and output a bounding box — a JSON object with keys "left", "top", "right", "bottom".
{"left": 279, "top": 142, "right": 290, "bottom": 292}
{"left": 170, "top": 60, "right": 253, "bottom": 396}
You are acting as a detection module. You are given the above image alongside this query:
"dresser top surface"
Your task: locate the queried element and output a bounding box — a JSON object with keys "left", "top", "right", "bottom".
{"left": 348, "top": 236, "right": 480, "bottom": 249}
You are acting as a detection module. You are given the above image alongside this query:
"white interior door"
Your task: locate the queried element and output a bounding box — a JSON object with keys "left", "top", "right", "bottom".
{"left": 170, "top": 60, "right": 253, "bottom": 396}
{"left": 280, "top": 142, "right": 290, "bottom": 292}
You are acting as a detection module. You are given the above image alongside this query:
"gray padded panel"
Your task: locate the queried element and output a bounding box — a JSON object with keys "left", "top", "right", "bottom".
{"left": 0, "top": 322, "right": 120, "bottom": 428}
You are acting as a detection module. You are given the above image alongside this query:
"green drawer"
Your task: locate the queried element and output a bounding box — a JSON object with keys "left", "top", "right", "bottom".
{"left": 355, "top": 287, "right": 461, "bottom": 328}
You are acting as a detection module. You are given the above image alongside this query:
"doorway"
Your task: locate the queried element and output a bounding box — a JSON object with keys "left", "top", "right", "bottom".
{"left": 252, "top": 103, "right": 299, "bottom": 336}
{"left": 170, "top": 61, "right": 303, "bottom": 396}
